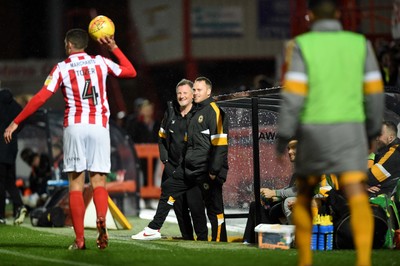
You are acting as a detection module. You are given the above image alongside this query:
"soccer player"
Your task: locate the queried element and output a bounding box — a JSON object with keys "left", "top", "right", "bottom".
{"left": 276, "top": 1, "right": 384, "bottom": 265}
{"left": 4, "top": 29, "right": 137, "bottom": 250}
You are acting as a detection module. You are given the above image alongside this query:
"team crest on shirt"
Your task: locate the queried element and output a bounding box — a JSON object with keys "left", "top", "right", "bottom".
{"left": 44, "top": 75, "right": 52, "bottom": 85}
{"left": 198, "top": 115, "right": 204, "bottom": 123}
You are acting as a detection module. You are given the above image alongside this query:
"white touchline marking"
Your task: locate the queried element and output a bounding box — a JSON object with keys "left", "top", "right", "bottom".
{"left": 0, "top": 249, "right": 103, "bottom": 266}
{"left": 117, "top": 239, "right": 169, "bottom": 250}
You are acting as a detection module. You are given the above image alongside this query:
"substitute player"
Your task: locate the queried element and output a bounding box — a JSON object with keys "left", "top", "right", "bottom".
{"left": 276, "top": 1, "right": 384, "bottom": 265}
{"left": 4, "top": 29, "right": 137, "bottom": 250}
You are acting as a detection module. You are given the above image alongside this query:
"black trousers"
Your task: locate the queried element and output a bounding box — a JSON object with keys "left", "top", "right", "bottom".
{"left": 0, "top": 163, "right": 24, "bottom": 218}
{"left": 149, "top": 164, "right": 227, "bottom": 241}
{"left": 201, "top": 177, "right": 227, "bottom": 242}
{"left": 157, "top": 164, "right": 208, "bottom": 240}
{"left": 174, "top": 185, "right": 208, "bottom": 240}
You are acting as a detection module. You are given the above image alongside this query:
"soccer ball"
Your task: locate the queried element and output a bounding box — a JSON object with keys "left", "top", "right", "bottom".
{"left": 88, "top": 15, "right": 115, "bottom": 40}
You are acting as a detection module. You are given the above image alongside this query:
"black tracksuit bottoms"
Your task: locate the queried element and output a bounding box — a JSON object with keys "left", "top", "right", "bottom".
{"left": 148, "top": 165, "right": 227, "bottom": 241}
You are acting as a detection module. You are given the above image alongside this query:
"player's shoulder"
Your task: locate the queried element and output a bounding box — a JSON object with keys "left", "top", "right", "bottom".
{"left": 209, "top": 101, "right": 223, "bottom": 111}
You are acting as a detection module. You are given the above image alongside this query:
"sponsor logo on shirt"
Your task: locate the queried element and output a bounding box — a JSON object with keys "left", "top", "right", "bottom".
{"left": 66, "top": 157, "right": 80, "bottom": 162}
{"left": 198, "top": 115, "right": 204, "bottom": 123}
{"left": 44, "top": 75, "right": 52, "bottom": 85}
{"left": 70, "top": 59, "right": 96, "bottom": 68}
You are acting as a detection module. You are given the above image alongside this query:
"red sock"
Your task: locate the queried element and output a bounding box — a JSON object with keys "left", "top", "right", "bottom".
{"left": 93, "top": 186, "right": 108, "bottom": 219}
{"left": 69, "top": 191, "right": 85, "bottom": 241}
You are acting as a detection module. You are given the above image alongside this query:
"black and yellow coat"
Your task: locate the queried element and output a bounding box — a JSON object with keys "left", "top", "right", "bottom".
{"left": 184, "top": 97, "right": 228, "bottom": 182}
{"left": 368, "top": 138, "right": 400, "bottom": 196}
{"left": 158, "top": 100, "right": 193, "bottom": 168}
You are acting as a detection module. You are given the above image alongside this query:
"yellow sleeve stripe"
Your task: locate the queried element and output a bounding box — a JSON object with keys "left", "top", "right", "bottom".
{"left": 158, "top": 128, "right": 166, "bottom": 139}
{"left": 210, "top": 102, "right": 224, "bottom": 135}
{"left": 283, "top": 80, "right": 308, "bottom": 96}
{"left": 363, "top": 80, "right": 384, "bottom": 95}
{"left": 363, "top": 71, "right": 383, "bottom": 94}
{"left": 370, "top": 164, "right": 391, "bottom": 182}
{"left": 370, "top": 145, "right": 398, "bottom": 182}
{"left": 211, "top": 134, "right": 228, "bottom": 146}
{"left": 377, "top": 145, "right": 398, "bottom": 165}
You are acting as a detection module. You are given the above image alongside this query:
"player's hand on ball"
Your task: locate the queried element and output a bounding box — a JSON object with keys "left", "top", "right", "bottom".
{"left": 98, "top": 36, "right": 117, "bottom": 51}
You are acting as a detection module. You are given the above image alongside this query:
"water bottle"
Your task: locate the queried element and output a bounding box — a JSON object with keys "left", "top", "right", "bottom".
{"left": 318, "top": 215, "right": 333, "bottom": 251}
{"left": 311, "top": 215, "right": 320, "bottom": 250}
{"left": 54, "top": 166, "right": 60, "bottom": 181}
{"left": 311, "top": 224, "right": 319, "bottom": 250}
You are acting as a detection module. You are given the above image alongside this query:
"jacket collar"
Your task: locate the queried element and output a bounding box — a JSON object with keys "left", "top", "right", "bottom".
{"left": 378, "top": 137, "right": 400, "bottom": 154}
{"left": 195, "top": 97, "right": 213, "bottom": 109}
{"left": 172, "top": 100, "right": 195, "bottom": 116}
{"left": 311, "top": 19, "right": 342, "bottom": 32}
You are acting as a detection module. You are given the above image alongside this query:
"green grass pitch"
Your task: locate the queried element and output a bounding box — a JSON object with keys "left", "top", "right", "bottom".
{"left": 0, "top": 216, "right": 399, "bottom": 266}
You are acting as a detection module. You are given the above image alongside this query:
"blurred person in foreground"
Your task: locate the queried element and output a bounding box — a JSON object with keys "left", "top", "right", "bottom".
{"left": 158, "top": 79, "right": 207, "bottom": 240}
{"left": 0, "top": 89, "right": 27, "bottom": 225}
{"left": 276, "top": 1, "right": 384, "bottom": 265}
{"left": 4, "top": 29, "right": 137, "bottom": 249}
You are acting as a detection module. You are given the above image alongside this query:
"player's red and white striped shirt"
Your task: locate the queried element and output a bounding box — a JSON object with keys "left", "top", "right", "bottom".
{"left": 51, "top": 52, "right": 122, "bottom": 128}
{"left": 14, "top": 48, "right": 136, "bottom": 128}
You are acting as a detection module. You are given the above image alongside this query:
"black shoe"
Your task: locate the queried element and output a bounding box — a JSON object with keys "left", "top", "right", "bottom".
{"left": 0, "top": 218, "right": 6, "bottom": 225}
{"left": 14, "top": 206, "right": 27, "bottom": 225}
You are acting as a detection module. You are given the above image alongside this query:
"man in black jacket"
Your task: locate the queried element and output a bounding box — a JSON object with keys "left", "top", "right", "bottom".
{"left": 185, "top": 76, "right": 229, "bottom": 242}
{"left": 0, "top": 89, "right": 27, "bottom": 224}
{"left": 158, "top": 79, "right": 207, "bottom": 240}
{"left": 367, "top": 120, "right": 400, "bottom": 197}
{"left": 132, "top": 77, "right": 229, "bottom": 241}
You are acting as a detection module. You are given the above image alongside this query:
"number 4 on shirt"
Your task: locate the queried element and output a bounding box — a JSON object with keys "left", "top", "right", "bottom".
{"left": 82, "top": 79, "right": 98, "bottom": 105}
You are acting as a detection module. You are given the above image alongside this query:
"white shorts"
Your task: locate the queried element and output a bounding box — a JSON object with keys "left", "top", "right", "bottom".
{"left": 63, "top": 124, "right": 111, "bottom": 173}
